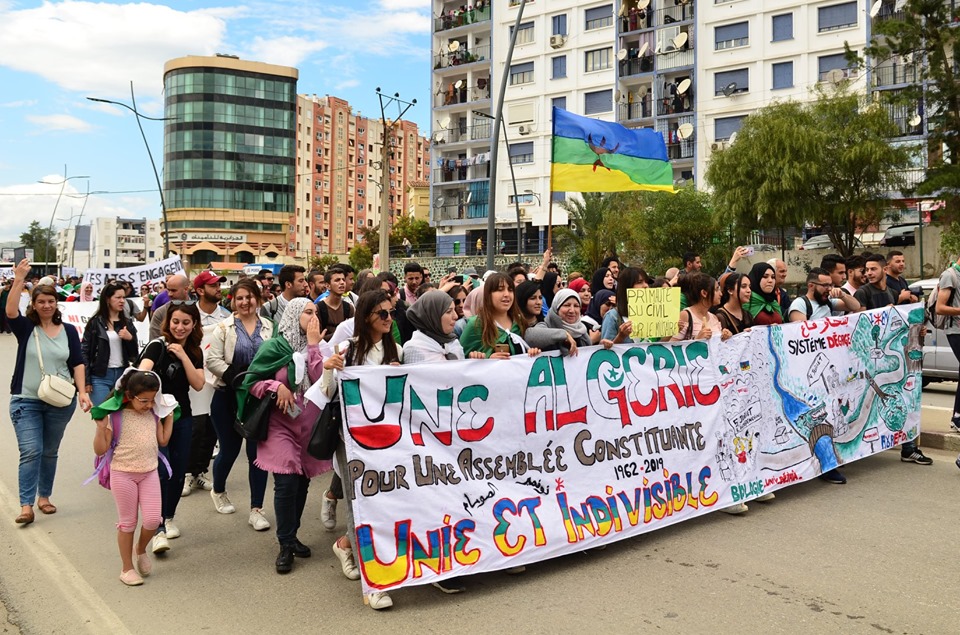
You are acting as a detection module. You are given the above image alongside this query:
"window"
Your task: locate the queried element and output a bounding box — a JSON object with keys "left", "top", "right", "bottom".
{"left": 552, "top": 14, "right": 567, "bottom": 36}
{"left": 552, "top": 96, "right": 567, "bottom": 111}
{"left": 772, "top": 61, "right": 793, "bottom": 90}
{"left": 510, "top": 61, "right": 535, "bottom": 85}
{"left": 585, "top": 5, "right": 612, "bottom": 30}
{"left": 818, "top": 52, "right": 853, "bottom": 80}
{"left": 510, "top": 22, "right": 534, "bottom": 44}
{"left": 104, "top": 249, "right": 111, "bottom": 257}
{"left": 771, "top": 13, "right": 793, "bottom": 41}
{"left": 584, "top": 48, "right": 612, "bottom": 72}
{"left": 509, "top": 141, "right": 534, "bottom": 164}
{"left": 715, "top": 22, "right": 748, "bottom": 50}
{"left": 818, "top": 2, "right": 857, "bottom": 32}
{"left": 715, "top": 115, "right": 746, "bottom": 141}
{"left": 552, "top": 192, "right": 566, "bottom": 203}
{"left": 715, "top": 68, "right": 749, "bottom": 95}
{"left": 508, "top": 193, "right": 536, "bottom": 205}
{"left": 584, "top": 89, "right": 612, "bottom": 115}
{"left": 552, "top": 56, "right": 567, "bottom": 79}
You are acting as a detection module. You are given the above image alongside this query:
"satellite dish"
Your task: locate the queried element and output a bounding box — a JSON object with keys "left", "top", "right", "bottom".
{"left": 677, "top": 123, "right": 694, "bottom": 140}
{"left": 617, "top": 48, "right": 628, "bottom": 61}
{"left": 826, "top": 68, "right": 846, "bottom": 84}
{"left": 908, "top": 113, "right": 922, "bottom": 127}
{"left": 638, "top": 86, "right": 648, "bottom": 97}
{"left": 434, "top": 196, "right": 445, "bottom": 209}
{"left": 677, "top": 78, "right": 691, "bottom": 95}
{"left": 615, "top": 90, "right": 623, "bottom": 102}
{"left": 448, "top": 41, "right": 460, "bottom": 52}
{"left": 455, "top": 80, "right": 464, "bottom": 90}
{"left": 722, "top": 82, "right": 738, "bottom": 97}
{"left": 869, "top": 0, "right": 883, "bottom": 17}
{"left": 673, "top": 32, "right": 688, "bottom": 49}
{"left": 441, "top": 117, "right": 452, "bottom": 129}
{"left": 729, "top": 132, "right": 738, "bottom": 145}
{"left": 638, "top": 42, "right": 649, "bottom": 57}
{"left": 465, "top": 191, "right": 473, "bottom": 204}
{"left": 638, "top": 0, "right": 650, "bottom": 8}
{"left": 432, "top": 132, "right": 444, "bottom": 143}
{"left": 894, "top": 0, "right": 906, "bottom": 9}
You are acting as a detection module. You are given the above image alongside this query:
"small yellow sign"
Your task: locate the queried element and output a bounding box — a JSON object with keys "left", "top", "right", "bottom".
{"left": 627, "top": 287, "right": 681, "bottom": 339}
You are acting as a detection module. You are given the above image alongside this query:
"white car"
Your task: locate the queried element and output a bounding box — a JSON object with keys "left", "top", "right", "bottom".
{"left": 799, "top": 234, "right": 866, "bottom": 250}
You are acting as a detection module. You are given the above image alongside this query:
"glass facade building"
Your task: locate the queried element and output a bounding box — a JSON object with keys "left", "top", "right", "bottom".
{"left": 162, "top": 55, "right": 298, "bottom": 266}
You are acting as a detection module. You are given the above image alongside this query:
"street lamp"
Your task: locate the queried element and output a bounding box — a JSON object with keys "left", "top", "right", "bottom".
{"left": 474, "top": 110, "right": 523, "bottom": 255}
{"left": 375, "top": 88, "right": 416, "bottom": 273}
{"left": 87, "top": 81, "right": 173, "bottom": 257}
{"left": 39, "top": 168, "right": 89, "bottom": 275}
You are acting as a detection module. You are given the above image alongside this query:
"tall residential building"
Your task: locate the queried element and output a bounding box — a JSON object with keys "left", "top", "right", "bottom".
{"left": 162, "top": 55, "right": 298, "bottom": 268}
{"left": 293, "top": 95, "right": 430, "bottom": 258}
{"left": 57, "top": 217, "right": 163, "bottom": 270}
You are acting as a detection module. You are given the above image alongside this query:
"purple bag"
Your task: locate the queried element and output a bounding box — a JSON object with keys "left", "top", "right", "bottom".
{"left": 85, "top": 411, "right": 170, "bottom": 489}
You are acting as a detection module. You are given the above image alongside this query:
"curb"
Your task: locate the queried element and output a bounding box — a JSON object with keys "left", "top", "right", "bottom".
{"left": 920, "top": 431, "right": 960, "bottom": 454}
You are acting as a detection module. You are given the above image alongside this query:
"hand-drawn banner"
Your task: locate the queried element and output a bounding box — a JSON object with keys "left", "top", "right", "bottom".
{"left": 82, "top": 256, "right": 184, "bottom": 295}
{"left": 338, "top": 305, "right": 923, "bottom": 593}
{"left": 627, "top": 287, "right": 681, "bottom": 339}
{"left": 59, "top": 300, "right": 151, "bottom": 352}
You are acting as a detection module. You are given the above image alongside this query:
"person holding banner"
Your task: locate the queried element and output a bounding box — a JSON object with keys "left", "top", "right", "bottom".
{"left": 138, "top": 302, "right": 205, "bottom": 554}
{"left": 6, "top": 259, "right": 92, "bottom": 525}
{"left": 82, "top": 282, "right": 140, "bottom": 408}
{"left": 670, "top": 273, "right": 722, "bottom": 343}
{"left": 715, "top": 273, "right": 753, "bottom": 337}
{"left": 404, "top": 289, "right": 484, "bottom": 364}
{"left": 744, "top": 263, "right": 784, "bottom": 326}
{"left": 601, "top": 267, "right": 650, "bottom": 345}
{"left": 459, "top": 273, "right": 541, "bottom": 359}
{"left": 320, "top": 290, "right": 401, "bottom": 610}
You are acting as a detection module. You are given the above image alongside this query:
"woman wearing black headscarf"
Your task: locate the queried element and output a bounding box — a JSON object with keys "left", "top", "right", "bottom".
{"left": 585, "top": 289, "right": 615, "bottom": 335}
{"left": 404, "top": 290, "right": 481, "bottom": 363}
{"left": 539, "top": 271, "right": 561, "bottom": 316}
{"left": 745, "top": 263, "right": 783, "bottom": 326}
{"left": 516, "top": 280, "right": 576, "bottom": 352}
{"left": 590, "top": 267, "right": 616, "bottom": 297}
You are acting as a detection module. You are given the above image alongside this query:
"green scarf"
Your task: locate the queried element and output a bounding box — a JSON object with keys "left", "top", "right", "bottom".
{"left": 744, "top": 292, "right": 782, "bottom": 319}
{"left": 236, "top": 336, "right": 295, "bottom": 421}
{"left": 90, "top": 391, "right": 181, "bottom": 422}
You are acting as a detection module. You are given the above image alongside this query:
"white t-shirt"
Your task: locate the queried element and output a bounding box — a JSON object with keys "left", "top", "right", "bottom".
{"left": 106, "top": 330, "right": 124, "bottom": 368}
{"left": 787, "top": 296, "right": 843, "bottom": 321}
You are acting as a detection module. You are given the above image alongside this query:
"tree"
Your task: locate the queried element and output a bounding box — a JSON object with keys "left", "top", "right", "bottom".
{"left": 349, "top": 243, "right": 373, "bottom": 271}
{"left": 705, "top": 88, "right": 914, "bottom": 256}
{"left": 552, "top": 193, "right": 641, "bottom": 273}
{"left": 19, "top": 221, "right": 54, "bottom": 262}
{"left": 308, "top": 254, "right": 341, "bottom": 271}
{"left": 361, "top": 216, "right": 434, "bottom": 256}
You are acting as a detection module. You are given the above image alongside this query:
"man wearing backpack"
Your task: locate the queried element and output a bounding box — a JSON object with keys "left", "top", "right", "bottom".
{"left": 934, "top": 257, "right": 960, "bottom": 439}
{"left": 318, "top": 266, "right": 353, "bottom": 342}
{"left": 260, "top": 265, "right": 308, "bottom": 324}
{"left": 787, "top": 268, "right": 860, "bottom": 324}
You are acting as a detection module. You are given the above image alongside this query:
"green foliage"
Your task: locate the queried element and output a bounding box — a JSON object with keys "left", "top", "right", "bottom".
{"left": 361, "top": 216, "right": 434, "bottom": 255}
{"left": 19, "top": 221, "right": 55, "bottom": 262}
{"left": 705, "top": 88, "right": 914, "bottom": 257}
{"left": 553, "top": 193, "right": 639, "bottom": 273}
{"left": 349, "top": 243, "right": 373, "bottom": 271}
{"left": 308, "top": 255, "right": 341, "bottom": 271}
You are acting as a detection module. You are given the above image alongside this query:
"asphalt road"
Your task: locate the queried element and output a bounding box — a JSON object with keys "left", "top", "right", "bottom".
{"left": 0, "top": 333, "right": 957, "bottom": 634}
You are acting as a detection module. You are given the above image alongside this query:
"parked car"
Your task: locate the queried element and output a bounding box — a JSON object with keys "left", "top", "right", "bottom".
{"left": 799, "top": 234, "right": 866, "bottom": 250}
{"left": 746, "top": 243, "right": 778, "bottom": 253}
{"left": 916, "top": 278, "right": 959, "bottom": 385}
{"left": 879, "top": 224, "right": 917, "bottom": 247}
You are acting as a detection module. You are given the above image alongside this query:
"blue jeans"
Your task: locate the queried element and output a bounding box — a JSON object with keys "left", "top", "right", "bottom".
{"left": 10, "top": 396, "right": 77, "bottom": 506}
{"left": 90, "top": 366, "right": 125, "bottom": 410}
{"left": 210, "top": 389, "right": 267, "bottom": 509}
{"left": 274, "top": 473, "right": 309, "bottom": 546}
{"left": 159, "top": 415, "right": 192, "bottom": 526}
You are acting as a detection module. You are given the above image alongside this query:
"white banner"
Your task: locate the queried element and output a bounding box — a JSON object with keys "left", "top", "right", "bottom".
{"left": 59, "top": 300, "right": 151, "bottom": 352}
{"left": 338, "top": 305, "right": 923, "bottom": 592}
{"left": 82, "top": 256, "right": 184, "bottom": 295}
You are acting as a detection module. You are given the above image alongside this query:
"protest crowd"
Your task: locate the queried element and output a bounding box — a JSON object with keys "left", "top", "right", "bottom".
{"left": 2, "top": 243, "right": 955, "bottom": 609}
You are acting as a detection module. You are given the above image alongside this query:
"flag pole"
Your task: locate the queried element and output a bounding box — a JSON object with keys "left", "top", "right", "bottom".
{"left": 548, "top": 105, "right": 555, "bottom": 251}
{"left": 547, "top": 195, "right": 553, "bottom": 251}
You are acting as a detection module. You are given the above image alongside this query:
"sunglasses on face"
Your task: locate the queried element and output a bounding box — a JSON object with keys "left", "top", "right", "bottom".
{"left": 170, "top": 300, "right": 197, "bottom": 306}
{"left": 454, "top": 299, "right": 464, "bottom": 305}
{"left": 374, "top": 309, "right": 396, "bottom": 321}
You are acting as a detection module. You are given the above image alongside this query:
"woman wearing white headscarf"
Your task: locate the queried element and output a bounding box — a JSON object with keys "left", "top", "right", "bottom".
{"left": 244, "top": 298, "right": 332, "bottom": 575}
{"left": 543, "top": 289, "right": 595, "bottom": 354}
{"left": 404, "top": 290, "right": 483, "bottom": 363}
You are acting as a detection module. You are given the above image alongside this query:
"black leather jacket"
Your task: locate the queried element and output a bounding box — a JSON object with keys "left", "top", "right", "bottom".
{"left": 81, "top": 315, "right": 139, "bottom": 379}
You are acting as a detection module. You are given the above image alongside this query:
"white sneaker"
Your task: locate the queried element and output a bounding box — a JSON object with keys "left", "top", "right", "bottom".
{"left": 321, "top": 491, "right": 337, "bottom": 531}
{"left": 212, "top": 441, "right": 220, "bottom": 458}
{"left": 720, "top": 503, "right": 749, "bottom": 515}
{"left": 152, "top": 531, "right": 170, "bottom": 554}
{"left": 164, "top": 518, "right": 181, "bottom": 539}
{"left": 181, "top": 474, "right": 196, "bottom": 497}
{"left": 211, "top": 490, "right": 236, "bottom": 514}
{"left": 332, "top": 541, "right": 360, "bottom": 580}
{"left": 365, "top": 591, "right": 393, "bottom": 610}
{"left": 195, "top": 474, "right": 214, "bottom": 491}
{"left": 248, "top": 508, "right": 271, "bottom": 531}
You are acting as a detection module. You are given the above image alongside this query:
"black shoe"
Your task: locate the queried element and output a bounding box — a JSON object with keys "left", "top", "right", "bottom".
{"left": 901, "top": 450, "right": 933, "bottom": 465}
{"left": 276, "top": 545, "right": 295, "bottom": 574}
{"left": 819, "top": 468, "right": 846, "bottom": 484}
{"left": 293, "top": 539, "right": 312, "bottom": 558}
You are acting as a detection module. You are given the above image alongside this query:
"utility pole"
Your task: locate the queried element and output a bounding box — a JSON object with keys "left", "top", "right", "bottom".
{"left": 375, "top": 88, "right": 416, "bottom": 273}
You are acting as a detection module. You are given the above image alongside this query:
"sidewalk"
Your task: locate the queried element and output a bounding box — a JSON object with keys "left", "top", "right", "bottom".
{"left": 920, "top": 403, "right": 960, "bottom": 454}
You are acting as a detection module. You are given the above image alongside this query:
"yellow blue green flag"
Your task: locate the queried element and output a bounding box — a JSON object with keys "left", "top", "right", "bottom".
{"left": 550, "top": 107, "right": 673, "bottom": 193}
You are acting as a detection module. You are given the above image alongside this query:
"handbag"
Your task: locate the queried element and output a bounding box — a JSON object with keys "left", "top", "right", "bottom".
{"left": 307, "top": 399, "right": 341, "bottom": 460}
{"left": 34, "top": 329, "right": 76, "bottom": 408}
{"left": 232, "top": 371, "right": 274, "bottom": 441}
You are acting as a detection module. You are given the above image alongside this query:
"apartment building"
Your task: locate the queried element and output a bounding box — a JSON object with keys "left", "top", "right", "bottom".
{"left": 57, "top": 217, "right": 163, "bottom": 270}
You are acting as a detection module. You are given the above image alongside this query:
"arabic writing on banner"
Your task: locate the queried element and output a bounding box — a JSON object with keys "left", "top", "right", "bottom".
{"left": 59, "top": 301, "right": 151, "bottom": 352}
{"left": 82, "top": 256, "right": 184, "bottom": 295}
{"left": 627, "top": 287, "right": 681, "bottom": 339}
{"left": 337, "top": 305, "right": 923, "bottom": 593}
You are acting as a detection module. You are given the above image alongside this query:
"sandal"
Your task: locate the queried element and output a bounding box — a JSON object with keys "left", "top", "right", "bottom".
{"left": 37, "top": 502, "right": 57, "bottom": 515}
{"left": 15, "top": 509, "right": 34, "bottom": 525}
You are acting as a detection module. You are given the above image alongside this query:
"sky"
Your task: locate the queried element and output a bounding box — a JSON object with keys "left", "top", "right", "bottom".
{"left": 0, "top": 0, "right": 432, "bottom": 244}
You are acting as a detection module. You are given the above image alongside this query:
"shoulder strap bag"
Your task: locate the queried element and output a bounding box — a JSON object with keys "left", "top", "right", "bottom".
{"left": 34, "top": 328, "right": 77, "bottom": 408}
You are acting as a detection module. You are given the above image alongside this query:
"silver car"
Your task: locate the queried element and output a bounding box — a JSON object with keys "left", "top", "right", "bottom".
{"left": 918, "top": 278, "right": 958, "bottom": 385}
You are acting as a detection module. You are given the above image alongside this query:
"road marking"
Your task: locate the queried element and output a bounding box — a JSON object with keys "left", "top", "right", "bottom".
{"left": 0, "top": 478, "right": 131, "bottom": 634}
{"left": 921, "top": 405, "right": 953, "bottom": 412}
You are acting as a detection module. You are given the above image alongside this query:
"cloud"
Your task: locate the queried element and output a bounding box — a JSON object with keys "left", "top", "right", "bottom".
{"left": 335, "top": 79, "right": 361, "bottom": 91}
{"left": 0, "top": 99, "right": 37, "bottom": 108}
{"left": 378, "top": 0, "right": 431, "bottom": 9}
{"left": 26, "top": 114, "right": 93, "bottom": 133}
{"left": 246, "top": 35, "right": 328, "bottom": 68}
{"left": 0, "top": 177, "right": 156, "bottom": 243}
{"left": 0, "top": 1, "right": 230, "bottom": 101}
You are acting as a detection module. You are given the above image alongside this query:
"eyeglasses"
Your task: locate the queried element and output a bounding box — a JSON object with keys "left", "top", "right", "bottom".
{"left": 813, "top": 282, "right": 834, "bottom": 289}
{"left": 134, "top": 396, "right": 155, "bottom": 405}
{"left": 374, "top": 309, "right": 396, "bottom": 321}
{"left": 169, "top": 300, "right": 197, "bottom": 306}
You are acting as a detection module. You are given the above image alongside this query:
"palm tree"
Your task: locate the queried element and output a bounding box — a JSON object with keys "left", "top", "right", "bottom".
{"left": 553, "top": 193, "right": 618, "bottom": 274}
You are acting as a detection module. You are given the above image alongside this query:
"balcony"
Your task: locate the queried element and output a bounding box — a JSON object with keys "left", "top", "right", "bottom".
{"left": 656, "top": 91, "right": 694, "bottom": 116}
{"left": 818, "top": 67, "right": 859, "bottom": 82}
{"left": 434, "top": 82, "right": 492, "bottom": 108}
{"left": 434, "top": 3, "right": 490, "bottom": 33}
{"left": 872, "top": 6, "right": 905, "bottom": 24}
{"left": 619, "top": 55, "right": 654, "bottom": 77}
{"left": 434, "top": 45, "right": 490, "bottom": 71}
{"left": 431, "top": 121, "right": 492, "bottom": 145}
{"left": 657, "top": 47, "right": 694, "bottom": 72}
{"left": 433, "top": 163, "right": 490, "bottom": 184}
{"left": 618, "top": 100, "right": 654, "bottom": 122}
{"left": 873, "top": 64, "right": 918, "bottom": 88}
{"left": 434, "top": 201, "right": 488, "bottom": 223}
{"left": 620, "top": 8, "right": 653, "bottom": 33}
{"left": 654, "top": 3, "right": 694, "bottom": 26}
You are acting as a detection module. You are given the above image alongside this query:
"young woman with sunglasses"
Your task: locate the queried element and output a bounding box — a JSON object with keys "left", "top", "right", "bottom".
{"left": 460, "top": 273, "right": 541, "bottom": 359}
{"left": 320, "top": 290, "right": 402, "bottom": 610}
{"left": 138, "top": 301, "right": 204, "bottom": 553}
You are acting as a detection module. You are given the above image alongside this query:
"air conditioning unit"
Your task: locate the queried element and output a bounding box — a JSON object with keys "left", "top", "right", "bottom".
{"left": 517, "top": 124, "right": 533, "bottom": 135}
{"left": 519, "top": 209, "right": 529, "bottom": 219}
{"left": 439, "top": 225, "right": 452, "bottom": 233}
{"left": 549, "top": 35, "right": 566, "bottom": 49}
{"left": 711, "top": 141, "right": 728, "bottom": 152}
